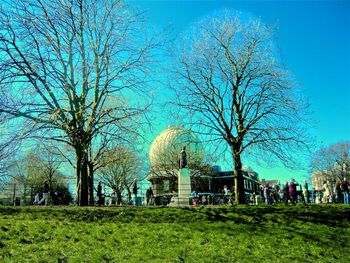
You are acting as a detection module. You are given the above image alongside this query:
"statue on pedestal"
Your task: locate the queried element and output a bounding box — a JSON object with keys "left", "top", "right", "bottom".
{"left": 179, "top": 146, "right": 187, "bottom": 169}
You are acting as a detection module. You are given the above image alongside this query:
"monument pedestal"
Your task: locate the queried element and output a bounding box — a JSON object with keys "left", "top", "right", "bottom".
{"left": 169, "top": 168, "right": 191, "bottom": 206}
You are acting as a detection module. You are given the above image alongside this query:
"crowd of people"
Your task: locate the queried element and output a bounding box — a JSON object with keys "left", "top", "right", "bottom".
{"left": 32, "top": 180, "right": 69, "bottom": 206}
{"left": 257, "top": 178, "right": 350, "bottom": 205}
{"left": 139, "top": 177, "right": 350, "bottom": 206}
{"left": 33, "top": 180, "right": 50, "bottom": 206}
{"left": 31, "top": 177, "right": 350, "bottom": 206}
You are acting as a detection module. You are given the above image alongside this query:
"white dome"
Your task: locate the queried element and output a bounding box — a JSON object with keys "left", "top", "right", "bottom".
{"left": 149, "top": 127, "right": 204, "bottom": 169}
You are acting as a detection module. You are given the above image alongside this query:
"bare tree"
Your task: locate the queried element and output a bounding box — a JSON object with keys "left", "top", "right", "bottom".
{"left": 310, "top": 141, "right": 350, "bottom": 182}
{"left": 172, "top": 11, "right": 310, "bottom": 204}
{"left": 0, "top": 0, "right": 158, "bottom": 205}
{"left": 25, "top": 143, "right": 66, "bottom": 190}
{"left": 98, "top": 146, "right": 142, "bottom": 204}
{"left": 0, "top": 126, "right": 11, "bottom": 185}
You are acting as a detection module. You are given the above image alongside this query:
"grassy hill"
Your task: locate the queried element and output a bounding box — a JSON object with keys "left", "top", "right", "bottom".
{"left": 0, "top": 205, "right": 349, "bottom": 262}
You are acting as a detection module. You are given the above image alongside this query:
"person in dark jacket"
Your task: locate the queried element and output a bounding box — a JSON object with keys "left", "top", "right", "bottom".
{"left": 146, "top": 187, "right": 154, "bottom": 205}
{"left": 283, "top": 181, "right": 290, "bottom": 205}
{"left": 334, "top": 180, "right": 342, "bottom": 203}
{"left": 132, "top": 179, "right": 138, "bottom": 206}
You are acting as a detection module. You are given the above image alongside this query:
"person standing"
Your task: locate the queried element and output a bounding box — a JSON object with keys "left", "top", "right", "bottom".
{"left": 341, "top": 178, "right": 349, "bottom": 205}
{"left": 322, "top": 181, "right": 331, "bottom": 203}
{"left": 97, "top": 181, "right": 103, "bottom": 206}
{"left": 191, "top": 190, "right": 199, "bottom": 205}
{"left": 33, "top": 192, "right": 40, "bottom": 205}
{"left": 283, "top": 181, "right": 289, "bottom": 205}
{"left": 264, "top": 183, "right": 270, "bottom": 205}
{"left": 259, "top": 185, "right": 265, "bottom": 203}
{"left": 311, "top": 188, "right": 316, "bottom": 204}
{"left": 223, "top": 185, "right": 228, "bottom": 204}
{"left": 38, "top": 180, "right": 49, "bottom": 206}
{"left": 132, "top": 179, "right": 138, "bottom": 206}
{"left": 251, "top": 192, "right": 256, "bottom": 205}
{"left": 303, "top": 179, "right": 310, "bottom": 204}
{"left": 146, "top": 187, "right": 154, "bottom": 206}
{"left": 334, "top": 180, "right": 342, "bottom": 203}
{"left": 52, "top": 191, "right": 61, "bottom": 205}
{"left": 317, "top": 190, "right": 323, "bottom": 204}
{"left": 289, "top": 179, "right": 298, "bottom": 204}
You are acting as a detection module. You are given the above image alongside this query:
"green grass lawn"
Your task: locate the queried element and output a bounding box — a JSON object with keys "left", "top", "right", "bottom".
{"left": 0, "top": 205, "right": 349, "bottom": 262}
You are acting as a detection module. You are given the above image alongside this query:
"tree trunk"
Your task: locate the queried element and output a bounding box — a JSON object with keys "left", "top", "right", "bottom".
{"left": 76, "top": 155, "right": 81, "bottom": 205}
{"left": 125, "top": 185, "right": 132, "bottom": 202}
{"left": 23, "top": 184, "right": 27, "bottom": 205}
{"left": 232, "top": 150, "right": 245, "bottom": 204}
{"left": 79, "top": 155, "right": 89, "bottom": 206}
{"left": 116, "top": 191, "right": 122, "bottom": 205}
{"left": 76, "top": 148, "right": 89, "bottom": 206}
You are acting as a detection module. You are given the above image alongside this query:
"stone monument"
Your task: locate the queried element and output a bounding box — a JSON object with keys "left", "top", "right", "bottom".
{"left": 175, "top": 146, "right": 191, "bottom": 206}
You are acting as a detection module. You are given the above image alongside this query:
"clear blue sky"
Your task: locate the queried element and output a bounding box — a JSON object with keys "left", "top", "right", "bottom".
{"left": 130, "top": 0, "right": 350, "bottom": 183}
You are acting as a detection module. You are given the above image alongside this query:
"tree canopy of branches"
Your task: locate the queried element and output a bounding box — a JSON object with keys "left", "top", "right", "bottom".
{"left": 98, "top": 147, "right": 142, "bottom": 205}
{"left": 0, "top": 0, "right": 157, "bottom": 205}
{"left": 310, "top": 141, "right": 350, "bottom": 182}
{"left": 0, "top": 120, "right": 11, "bottom": 186}
{"left": 173, "top": 11, "right": 309, "bottom": 204}
{"left": 0, "top": 103, "right": 21, "bottom": 185}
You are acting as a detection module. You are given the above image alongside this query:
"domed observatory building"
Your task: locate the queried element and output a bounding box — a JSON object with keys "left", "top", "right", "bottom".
{"left": 147, "top": 126, "right": 209, "bottom": 196}
{"left": 147, "top": 126, "right": 261, "bottom": 204}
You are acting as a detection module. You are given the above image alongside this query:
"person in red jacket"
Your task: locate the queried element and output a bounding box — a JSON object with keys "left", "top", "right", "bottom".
{"left": 289, "top": 179, "right": 298, "bottom": 204}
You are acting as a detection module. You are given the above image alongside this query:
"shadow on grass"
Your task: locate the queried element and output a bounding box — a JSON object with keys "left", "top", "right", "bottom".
{"left": 0, "top": 205, "right": 349, "bottom": 227}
